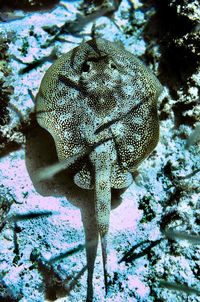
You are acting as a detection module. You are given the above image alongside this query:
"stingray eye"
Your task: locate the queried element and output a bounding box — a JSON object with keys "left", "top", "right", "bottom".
{"left": 110, "top": 62, "right": 117, "bottom": 70}
{"left": 81, "top": 61, "right": 91, "bottom": 73}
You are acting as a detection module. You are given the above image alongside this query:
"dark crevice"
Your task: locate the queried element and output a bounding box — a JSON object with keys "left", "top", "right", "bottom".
{"left": 0, "top": 36, "right": 13, "bottom": 127}
{"left": 172, "top": 100, "right": 199, "bottom": 127}
{"left": 0, "top": 0, "right": 59, "bottom": 12}
{"left": 142, "top": 0, "right": 200, "bottom": 94}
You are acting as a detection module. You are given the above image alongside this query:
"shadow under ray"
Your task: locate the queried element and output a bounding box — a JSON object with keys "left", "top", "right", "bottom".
{"left": 25, "top": 117, "right": 124, "bottom": 300}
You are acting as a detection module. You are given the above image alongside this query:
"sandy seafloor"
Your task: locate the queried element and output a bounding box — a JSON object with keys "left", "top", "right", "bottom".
{"left": 0, "top": 0, "right": 200, "bottom": 301}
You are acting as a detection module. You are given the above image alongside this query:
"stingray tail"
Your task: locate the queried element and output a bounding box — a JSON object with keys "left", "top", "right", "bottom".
{"left": 90, "top": 143, "right": 112, "bottom": 295}
{"left": 101, "top": 233, "right": 109, "bottom": 295}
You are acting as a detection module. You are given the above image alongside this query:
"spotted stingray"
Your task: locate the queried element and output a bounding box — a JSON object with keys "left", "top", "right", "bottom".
{"left": 35, "top": 38, "right": 163, "bottom": 297}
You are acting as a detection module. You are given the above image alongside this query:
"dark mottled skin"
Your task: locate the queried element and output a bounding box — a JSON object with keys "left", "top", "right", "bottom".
{"left": 36, "top": 38, "right": 163, "bottom": 293}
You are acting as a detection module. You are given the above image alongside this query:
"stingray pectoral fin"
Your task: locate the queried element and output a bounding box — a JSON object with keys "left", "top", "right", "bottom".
{"left": 90, "top": 142, "right": 112, "bottom": 295}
